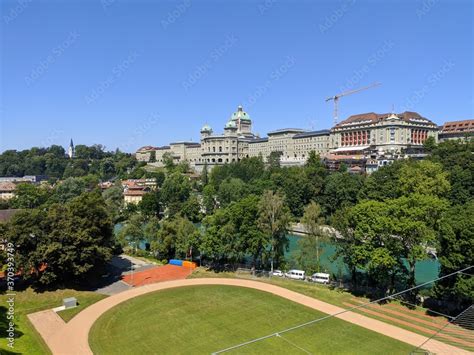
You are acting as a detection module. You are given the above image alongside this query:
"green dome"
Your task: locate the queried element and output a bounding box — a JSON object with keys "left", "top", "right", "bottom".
{"left": 201, "top": 124, "right": 212, "bottom": 132}
{"left": 225, "top": 120, "right": 237, "bottom": 129}
{"left": 230, "top": 105, "right": 251, "bottom": 121}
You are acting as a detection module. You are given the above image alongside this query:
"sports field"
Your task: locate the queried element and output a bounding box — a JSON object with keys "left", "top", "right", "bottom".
{"left": 89, "top": 285, "right": 414, "bottom": 354}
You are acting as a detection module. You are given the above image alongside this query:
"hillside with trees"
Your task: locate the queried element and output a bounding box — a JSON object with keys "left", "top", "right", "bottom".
{"left": 0, "top": 140, "right": 472, "bottom": 312}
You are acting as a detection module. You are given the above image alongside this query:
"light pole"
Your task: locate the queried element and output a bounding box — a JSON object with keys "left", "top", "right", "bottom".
{"left": 270, "top": 236, "right": 274, "bottom": 274}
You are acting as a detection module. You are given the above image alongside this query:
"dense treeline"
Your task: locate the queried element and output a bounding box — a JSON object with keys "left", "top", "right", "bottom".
{"left": 1, "top": 192, "right": 117, "bottom": 286}
{"left": 1, "top": 140, "right": 472, "bottom": 312}
{"left": 0, "top": 144, "right": 140, "bottom": 181}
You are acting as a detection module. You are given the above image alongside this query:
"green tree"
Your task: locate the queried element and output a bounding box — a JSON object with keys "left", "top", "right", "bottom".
{"left": 434, "top": 202, "right": 473, "bottom": 312}
{"left": 63, "top": 160, "right": 88, "bottom": 178}
{"left": 268, "top": 151, "right": 283, "bottom": 170}
{"left": 100, "top": 158, "right": 116, "bottom": 180}
{"left": 298, "top": 202, "right": 328, "bottom": 273}
{"left": 304, "top": 151, "right": 327, "bottom": 200}
{"left": 102, "top": 184, "right": 124, "bottom": 222}
{"left": 201, "top": 163, "right": 209, "bottom": 186}
{"left": 423, "top": 136, "right": 437, "bottom": 152}
{"left": 358, "top": 161, "right": 403, "bottom": 201}
{"left": 202, "top": 184, "right": 216, "bottom": 214}
{"left": 387, "top": 194, "right": 449, "bottom": 293}
{"left": 200, "top": 195, "right": 265, "bottom": 268}
{"left": 51, "top": 177, "right": 87, "bottom": 203}
{"left": 217, "top": 178, "right": 247, "bottom": 207}
{"left": 118, "top": 213, "right": 144, "bottom": 252}
{"left": 2, "top": 209, "right": 47, "bottom": 280}
{"left": 138, "top": 191, "right": 161, "bottom": 217}
{"left": 10, "top": 183, "right": 50, "bottom": 209}
{"left": 149, "top": 150, "right": 156, "bottom": 163}
{"left": 429, "top": 140, "right": 474, "bottom": 204}
{"left": 5, "top": 193, "right": 115, "bottom": 286}
{"left": 258, "top": 190, "right": 291, "bottom": 272}
{"left": 174, "top": 216, "right": 200, "bottom": 259}
{"left": 145, "top": 171, "right": 166, "bottom": 187}
{"left": 398, "top": 160, "right": 450, "bottom": 198}
{"left": 335, "top": 201, "right": 404, "bottom": 291}
{"left": 271, "top": 167, "right": 312, "bottom": 217}
{"left": 143, "top": 216, "right": 160, "bottom": 252}
{"left": 181, "top": 194, "right": 202, "bottom": 222}
{"left": 162, "top": 152, "right": 175, "bottom": 171}
{"left": 161, "top": 173, "right": 191, "bottom": 215}
{"left": 322, "top": 171, "right": 363, "bottom": 216}
{"left": 151, "top": 216, "right": 198, "bottom": 260}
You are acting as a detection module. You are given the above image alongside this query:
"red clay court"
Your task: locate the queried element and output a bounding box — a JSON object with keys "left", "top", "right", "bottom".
{"left": 122, "top": 264, "right": 193, "bottom": 287}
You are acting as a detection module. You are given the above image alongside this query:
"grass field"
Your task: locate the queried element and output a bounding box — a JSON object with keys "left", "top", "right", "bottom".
{"left": 89, "top": 285, "right": 415, "bottom": 354}
{"left": 189, "top": 268, "right": 463, "bottom": 345}
{"left": 0, "top": 288, "right": 106, "bottom": 355}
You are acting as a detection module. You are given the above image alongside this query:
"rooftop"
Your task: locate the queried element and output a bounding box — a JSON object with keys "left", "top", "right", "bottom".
{"left": 335, "top": 111, "right": 436, "bottom": 128}
{"left": 440, "top": 119, "right": 474, "bottom": 133}
{"left": 229, "top": 105, "right": 251, "bottom": 122}
{"left": 293, "top": 129, "right": 331, "bottom": 139}
{"left": 169, "top": 141, "right": 200, "bottom": 146}
{"left": 249, "top": 137, "right": 269, "bottom": 143}
{"left": 267, "top": 128, "right": 305, "bottom": 136}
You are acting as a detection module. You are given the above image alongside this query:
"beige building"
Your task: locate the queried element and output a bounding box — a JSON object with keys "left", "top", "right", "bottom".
{"left": 136, "top": 109, "right": 439, "bottom": 171}
{"left": 330, "top": 111, "right": 438, "bottom": 155}
{"left": 0, "top": 182, "right": 16, "bottom": 200}
{"left": 248, "top": 129, "right": 331, "bottom": 165}
{"left": 137, "top": 106, "right": 257, "bottom": 172}
{"left": 123, "top": 186, "right": 148, "bottom": 205}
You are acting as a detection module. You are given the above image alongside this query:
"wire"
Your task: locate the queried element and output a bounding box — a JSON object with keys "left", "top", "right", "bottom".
{"left": 389, "top": 296, "right": 456, "bottom": 320}
{"left": 211, "top": 265, "right": 473, "bottom": 354}
{"left": 411, "top": 305, "right": 474, "bottom": 353}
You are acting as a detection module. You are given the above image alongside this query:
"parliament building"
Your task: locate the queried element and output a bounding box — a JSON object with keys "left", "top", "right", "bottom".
{"left": 136, "top": 105, "right": 442, "bottom": 172}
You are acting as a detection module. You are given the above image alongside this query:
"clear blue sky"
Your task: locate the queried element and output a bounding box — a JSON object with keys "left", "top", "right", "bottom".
{"left": 1, "top": 0, "right": 472, "bottom": 152}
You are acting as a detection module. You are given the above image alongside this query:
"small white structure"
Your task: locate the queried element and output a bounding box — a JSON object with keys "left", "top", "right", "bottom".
{"left": 63, "top": 297, "right": 77, "bottom": 309}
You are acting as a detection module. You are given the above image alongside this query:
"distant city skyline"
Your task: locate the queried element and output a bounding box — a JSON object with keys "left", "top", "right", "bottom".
{"left": 1, "top": 0, "right": 472, "bottom": 152}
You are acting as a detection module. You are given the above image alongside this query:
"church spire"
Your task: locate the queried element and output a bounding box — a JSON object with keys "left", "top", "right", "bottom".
{"left": 68, "top": 139, "right": 75, "bottom": 158}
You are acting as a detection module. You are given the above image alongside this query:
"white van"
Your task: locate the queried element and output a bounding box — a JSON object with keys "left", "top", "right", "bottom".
{"left": 285, "top": 269, "right": 305, "bottom": 280}
{"left": 311, "top": 272, "right": 330, "bottom": 284}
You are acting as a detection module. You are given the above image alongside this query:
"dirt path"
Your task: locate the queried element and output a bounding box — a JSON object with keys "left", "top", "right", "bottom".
{"left": 28, "top": 278, "right": 470, "bottom": 355}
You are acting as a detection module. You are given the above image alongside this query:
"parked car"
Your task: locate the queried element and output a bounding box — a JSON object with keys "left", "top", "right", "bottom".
{"left": 285, "top": 269, "right": 305, "bottom": 280}
{"left": 272, "top": 270, "right": 284, "bottom": 277}
{"left": 311, "top": 272, "right": 330, "bottom": 284}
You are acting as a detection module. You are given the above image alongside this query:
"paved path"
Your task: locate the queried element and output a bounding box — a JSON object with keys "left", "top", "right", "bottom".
{"left": 28, "top": 278, "right": 469, "bottom": 355}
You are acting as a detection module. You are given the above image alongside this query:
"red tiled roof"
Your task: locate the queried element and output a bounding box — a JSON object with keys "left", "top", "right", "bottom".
{"left": 440, "top": 119, "right": 474, "bottom": 133}
{"left": 335, "top": 111, "right": 435, "bottom": 127}
{"left": 137, "top": 146, "right": 157, "bottom": 152}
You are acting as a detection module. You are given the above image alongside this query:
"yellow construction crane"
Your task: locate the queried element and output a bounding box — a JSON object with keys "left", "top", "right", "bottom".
{"left": 326, "top": 82, "right": 381, "bottom": 126}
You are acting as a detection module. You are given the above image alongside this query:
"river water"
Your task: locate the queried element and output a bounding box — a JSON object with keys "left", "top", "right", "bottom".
{"left": 116, "top": 224, "right": 440, "bottom": 284}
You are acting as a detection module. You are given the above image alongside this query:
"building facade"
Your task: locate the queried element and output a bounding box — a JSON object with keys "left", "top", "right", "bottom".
{"left": 137, "top": 106, "right": 257, "bottom": 172}
{"left": 136, "top": 107, "right": 441, "bottom": 171}
{"left": 438, "top": 119, "right": 474, "bottom": 142}
{"left": 330, "top": 111, "right": 438, "bottom": 155}
{"left": 0, "top": 182, "right": 16, "bottom": 200}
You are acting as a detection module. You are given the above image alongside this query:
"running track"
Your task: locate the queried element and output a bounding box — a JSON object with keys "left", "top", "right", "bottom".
{"left": 28, "top": 278, "right": 470, "bottom": 355}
